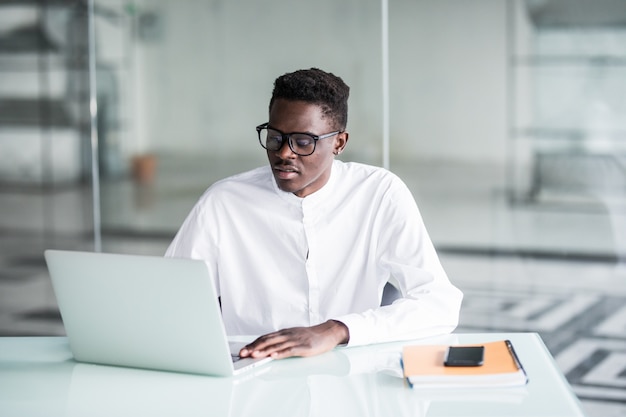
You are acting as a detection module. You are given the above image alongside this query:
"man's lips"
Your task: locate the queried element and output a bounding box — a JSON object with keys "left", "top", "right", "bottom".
{"left": 273, "top": 164, "right": 299, "bottom": 179}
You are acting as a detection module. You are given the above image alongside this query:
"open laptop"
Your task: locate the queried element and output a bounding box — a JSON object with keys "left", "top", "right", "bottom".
{"left": 44, "top": 249, "right": 272, "bottom": 376}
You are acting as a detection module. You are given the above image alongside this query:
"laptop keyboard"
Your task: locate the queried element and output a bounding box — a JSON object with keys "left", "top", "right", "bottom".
{"left": 229, "top": 341, "right": 247, "bottom": 362}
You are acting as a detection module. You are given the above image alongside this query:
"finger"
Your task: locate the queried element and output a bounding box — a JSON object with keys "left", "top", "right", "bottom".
{"left": 266, "top": 345, "right": 298, "bottom": 359}
{"left": 251, "top": 338, "right": 299, "bottom": 358}
{"left": 248, "top": 328, "right": 319, "bottom": 358}
{"left": 255, "top": 336, "right": 326, "bottom": 359}
{"left": 240, "top": 332, "right": 291, "bottom": 357}
{"left": 265, "top": 342, "right": 323, "bottom": 359}
{"left": 275, "top": 342, "right": 327, "bottom": 359}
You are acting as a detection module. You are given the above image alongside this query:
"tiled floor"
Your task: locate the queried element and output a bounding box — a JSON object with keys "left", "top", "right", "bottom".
{"left": 1, "top": 157, "right": 625, "bottom": 416}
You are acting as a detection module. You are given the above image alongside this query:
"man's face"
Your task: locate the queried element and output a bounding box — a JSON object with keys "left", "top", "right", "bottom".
{"left": 266, "top": 99, "right": 348, "bottom": 198}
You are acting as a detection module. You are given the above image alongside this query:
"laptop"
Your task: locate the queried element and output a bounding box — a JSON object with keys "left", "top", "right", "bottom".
{"left": 44, "top": 249, "right": 272, "bottom": 376}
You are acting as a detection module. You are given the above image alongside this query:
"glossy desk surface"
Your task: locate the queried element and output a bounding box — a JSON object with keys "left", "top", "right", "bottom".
{"left": 0, "top": 333, "right": 584, "bottom": 417}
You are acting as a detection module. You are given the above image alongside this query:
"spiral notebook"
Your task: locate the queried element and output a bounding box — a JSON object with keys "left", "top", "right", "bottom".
{"left": 401, "top": 339, "right": 528, "bottom": 388}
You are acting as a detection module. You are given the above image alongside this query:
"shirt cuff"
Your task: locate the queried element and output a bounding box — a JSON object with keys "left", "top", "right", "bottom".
{"left": 331, "top": 313, "right": 372, "bottom": 347}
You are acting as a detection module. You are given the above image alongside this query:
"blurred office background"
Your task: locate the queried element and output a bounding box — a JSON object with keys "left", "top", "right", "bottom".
{"left": 0, "top": 0, "right": 625, "bottom": 415}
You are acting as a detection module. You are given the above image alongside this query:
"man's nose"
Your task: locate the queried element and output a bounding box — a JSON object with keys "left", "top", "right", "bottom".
{"left": 275, "top": 138, "right": 296, "bottom": 158}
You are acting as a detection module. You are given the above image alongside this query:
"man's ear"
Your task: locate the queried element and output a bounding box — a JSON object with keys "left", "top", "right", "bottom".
{"left": 334, "top": 132, "right": 349, "bottom": 155}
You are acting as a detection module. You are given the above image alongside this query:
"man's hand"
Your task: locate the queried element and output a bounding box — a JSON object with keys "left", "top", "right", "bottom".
{"left": 239, "top": 320, "right": 349, "bottom": 360}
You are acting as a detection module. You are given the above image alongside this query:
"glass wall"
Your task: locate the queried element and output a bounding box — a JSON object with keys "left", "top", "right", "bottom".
{"left": 2, "top": 0, "right": 625, "bottom": 383}
{"left": 93, "top": 0, "right": 626, "bottom": 262}
{"left": 0, "top": 1, "right": 94, "bottom": 335}
{"left": 95, "top": 0, "right": 384, "bottom": 251}
{"left": 2, "top": 2, "right": 626, "bottom": 412}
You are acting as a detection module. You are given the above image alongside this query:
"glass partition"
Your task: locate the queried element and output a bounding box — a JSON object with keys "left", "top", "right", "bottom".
{"left": 386, "top": 0, "right": 625, "bottom": 261}
{"left": 95, "top": 0, "right": 384, "bottom": 253}
{"left": 92, "top": 0, "right": 625, "bottom": 282}
{"left": 0, "top": 1, "right": 94, "bottom": 335}
{"left": 2, "top": 5, "right": 625, "bottom": 413}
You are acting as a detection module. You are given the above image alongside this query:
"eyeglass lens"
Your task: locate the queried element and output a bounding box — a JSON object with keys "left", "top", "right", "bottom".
{"left": 260, "top": 128, "right": 316, "bottom": 156}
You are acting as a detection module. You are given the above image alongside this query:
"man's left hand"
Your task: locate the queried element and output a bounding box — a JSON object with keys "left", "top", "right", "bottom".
{"left": 239, "top": 320, "right": 349, "bottom": 359}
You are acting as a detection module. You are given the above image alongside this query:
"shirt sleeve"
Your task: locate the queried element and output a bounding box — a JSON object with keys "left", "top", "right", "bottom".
{"left": 332, "top": 178, "right": 463, "bottom": 347}
{"left": 164, "top": 195, "right": 221, "bottom": 297}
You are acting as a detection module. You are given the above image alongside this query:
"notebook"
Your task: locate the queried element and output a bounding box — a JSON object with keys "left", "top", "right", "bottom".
{"left": 401, "top": 340, "right": 528, "bottom": 388}
{"left": 44, "top": 249, "right": 272, "bottom": 376}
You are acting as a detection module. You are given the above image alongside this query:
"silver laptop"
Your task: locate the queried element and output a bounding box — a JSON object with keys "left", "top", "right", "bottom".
{"left": 44, "top": 249, "right": 272, "bottom": 376}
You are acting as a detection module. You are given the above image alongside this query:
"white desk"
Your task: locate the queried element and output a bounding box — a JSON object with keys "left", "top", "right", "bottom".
{"left": 0, "top": 333, "right": 584, "bottom": 417}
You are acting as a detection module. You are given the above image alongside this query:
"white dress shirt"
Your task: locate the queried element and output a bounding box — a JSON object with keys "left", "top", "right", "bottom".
{"left": 165, "top": 160, "right": 462, "bottom": 346}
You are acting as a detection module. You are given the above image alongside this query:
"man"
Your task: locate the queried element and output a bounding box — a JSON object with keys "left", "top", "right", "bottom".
{"left": 166, "top": 68, "right": 462, "bottom": 360}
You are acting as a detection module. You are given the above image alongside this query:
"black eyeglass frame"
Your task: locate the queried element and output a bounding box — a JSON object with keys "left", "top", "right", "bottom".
{"left": 256, "top": 122, "right": 343, "bottom": 156}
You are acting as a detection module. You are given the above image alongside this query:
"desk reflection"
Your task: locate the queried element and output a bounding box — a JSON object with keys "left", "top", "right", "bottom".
{"left": 0, "top": 337, "right": 529, "bottom": 417}
{"left": 64, "top": 347, "right": 430, "bottom": 417}
{"left": 0, "top": 361, "right": 75, "bottom": 416}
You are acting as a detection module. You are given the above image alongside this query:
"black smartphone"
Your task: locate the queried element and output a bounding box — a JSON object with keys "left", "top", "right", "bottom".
{"left": 443, "top": 345, "right": 485, "bottom": 367}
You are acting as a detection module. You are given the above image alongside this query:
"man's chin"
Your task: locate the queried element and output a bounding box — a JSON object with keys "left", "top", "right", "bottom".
{"left": 274, "top": 177, "right": 299, "bottom": 194}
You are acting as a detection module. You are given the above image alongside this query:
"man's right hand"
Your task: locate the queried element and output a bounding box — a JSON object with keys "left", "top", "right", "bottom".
{"left": 239, "top": 320, "right": 349, "bottom": 360}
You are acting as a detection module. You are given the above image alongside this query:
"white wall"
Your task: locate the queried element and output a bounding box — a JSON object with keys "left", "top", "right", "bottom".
{"left": 390, "top": 0, "right": 509, "bottom": 163}
{"left": 108, "top": 0, "right": 531, "bottom": 166}
{"left": 128, "top": 0, "right": 383, "bottom": 165}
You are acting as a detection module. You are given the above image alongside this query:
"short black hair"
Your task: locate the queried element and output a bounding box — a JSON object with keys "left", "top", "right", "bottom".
{"left": 269, "top": 68, "right": 350, "bottom": 131}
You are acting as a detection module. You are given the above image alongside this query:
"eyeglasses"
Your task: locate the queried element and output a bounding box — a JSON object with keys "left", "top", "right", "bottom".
{"left": 256, "top": 123, "right": 342, "bottom": 156}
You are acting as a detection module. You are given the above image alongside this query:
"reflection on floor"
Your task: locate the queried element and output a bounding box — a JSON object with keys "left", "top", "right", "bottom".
{"left": 448, "top": 253, "right": 626, "bottom": 415}
{"left": 0, "top": 157, "right": 625, "bottom": 416}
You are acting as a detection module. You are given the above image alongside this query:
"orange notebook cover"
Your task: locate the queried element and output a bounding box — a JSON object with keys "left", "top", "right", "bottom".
{"left": 402, "top": 340, "right": 528, "bottom": 388}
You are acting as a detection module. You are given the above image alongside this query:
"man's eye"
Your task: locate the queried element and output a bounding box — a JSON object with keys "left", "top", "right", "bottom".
{"left": 294, "top": 137, "right": 314, "bottom": 147}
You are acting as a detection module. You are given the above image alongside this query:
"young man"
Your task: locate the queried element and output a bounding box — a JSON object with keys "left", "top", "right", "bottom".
{"left": 166, "top": 68, "right": 462, "bottom": 359}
